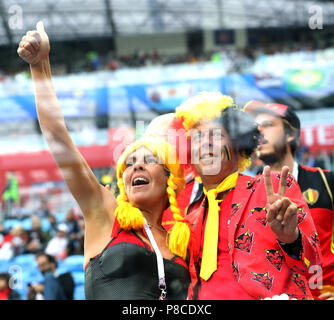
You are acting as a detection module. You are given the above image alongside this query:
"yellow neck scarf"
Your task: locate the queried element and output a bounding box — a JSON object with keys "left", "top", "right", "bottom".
{"left": 200, "top": 171, "right": 239, "bottom": 281}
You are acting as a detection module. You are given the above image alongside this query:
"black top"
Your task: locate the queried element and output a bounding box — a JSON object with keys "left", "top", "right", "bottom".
{"left": 85, "top": 231, "right": 190, "bottom": 300}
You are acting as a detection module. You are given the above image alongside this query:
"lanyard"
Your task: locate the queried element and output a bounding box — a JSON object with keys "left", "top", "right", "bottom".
{"left": 143, "top": 219, "right": 167, "bottom": 300}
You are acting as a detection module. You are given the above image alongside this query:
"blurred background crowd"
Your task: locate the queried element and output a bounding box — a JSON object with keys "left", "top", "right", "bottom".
{"left": 1, "top": 0, "right": 334, "bottom": 300}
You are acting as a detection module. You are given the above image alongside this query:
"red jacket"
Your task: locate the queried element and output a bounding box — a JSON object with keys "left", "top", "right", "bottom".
{"left": 186, "top": 172, "right": 323, "bottom": 300}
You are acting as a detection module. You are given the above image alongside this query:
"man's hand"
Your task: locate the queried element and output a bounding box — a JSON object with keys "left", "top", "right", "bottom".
{"left": 31, "top": 283, "right": 44, "bottom": 293}
{"left": 17, "top": 21, "right": 50, "bottom": 66}
{"left": 263, "top": 165, "right": 299, "bottom": 244}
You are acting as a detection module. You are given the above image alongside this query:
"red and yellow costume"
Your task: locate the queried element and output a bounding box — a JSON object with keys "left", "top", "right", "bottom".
{"left": 185, "top": 173, "right": 322, "bottom": 300}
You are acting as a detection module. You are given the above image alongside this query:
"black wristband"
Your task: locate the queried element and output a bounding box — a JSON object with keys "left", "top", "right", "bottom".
{"left": 279, "top": 230, "right": 302, "bottom": 260}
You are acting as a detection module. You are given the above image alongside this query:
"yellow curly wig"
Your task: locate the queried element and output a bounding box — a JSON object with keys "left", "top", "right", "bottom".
{"left": 115, "top": 138, "right": 190, "bottom": 260}
{"left": 175, "top": 91, "right": 251, "bottom": 172}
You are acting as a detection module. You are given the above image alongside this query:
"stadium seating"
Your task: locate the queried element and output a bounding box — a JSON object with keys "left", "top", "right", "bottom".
{"left": 21, "top": 218, "right": 32, "bottom": 230}
{"left": 0, "top": 260, "right": 11, "bottom": 272}
{"left": 41, "top": 218, "right": 51, "bottom": 232}
{"left": 74, "top": 284, "right": 85, "bottom": 300}
{"left": 3, "top": 219, "right": 21, "bottom": 231}
{"left": 12, "top": 253, "right": 37, "bottom": 269}
{"left": 72, "top": 271, "right": 85, "bottom": 286}
{"left": 60, "top": 255, "right": 85, "bottom": 272}
{"left": 3, "top": 254, "right": 85, "bottom": 300}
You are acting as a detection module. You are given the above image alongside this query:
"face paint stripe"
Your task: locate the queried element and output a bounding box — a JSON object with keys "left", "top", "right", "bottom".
{"left": 224, "top": 145, "right": 231, "bottom": 160}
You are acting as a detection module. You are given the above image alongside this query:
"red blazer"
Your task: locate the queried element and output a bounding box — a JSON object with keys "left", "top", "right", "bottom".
{"left": 186, "top": 172, "right": 323, "bottom": 300}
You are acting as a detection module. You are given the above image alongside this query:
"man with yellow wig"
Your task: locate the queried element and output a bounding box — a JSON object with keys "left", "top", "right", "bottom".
{"left": 173, "top": 92, "right": 322, "bottom": 300}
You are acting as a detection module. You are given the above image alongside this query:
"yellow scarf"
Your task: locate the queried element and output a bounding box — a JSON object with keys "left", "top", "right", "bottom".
{"left": 200, "top": 171, "right": 239, "bottom": 281}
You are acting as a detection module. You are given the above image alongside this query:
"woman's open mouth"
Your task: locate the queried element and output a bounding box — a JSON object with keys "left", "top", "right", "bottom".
{"left": 132, "top": 176, "right": 150, "bottom": 187}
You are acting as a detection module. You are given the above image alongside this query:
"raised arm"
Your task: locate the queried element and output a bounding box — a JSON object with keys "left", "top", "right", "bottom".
{"left": 17, "top": 22, "right": 116, "bottom": 240}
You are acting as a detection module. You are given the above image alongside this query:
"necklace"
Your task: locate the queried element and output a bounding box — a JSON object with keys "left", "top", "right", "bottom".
{"left": 147, "top": 223, "right": 167, "bottom": 233}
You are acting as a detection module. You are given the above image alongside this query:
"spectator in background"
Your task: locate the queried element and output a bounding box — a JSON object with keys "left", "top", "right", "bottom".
{"left": 0, "top": 273, "right": 21, "bottom": 300}
{"left": 28, "top": 253, "right": 72, "bottom": 300}
{"left": 35, "top": 197, "right": 52, "bottom": 219}
{"left": 65, "top": 208, "right": 79, "bottom": 235}
{"left": 301, "top": 150, "right": 315, "bottom": 167}
{"left": 25, "top": 215, "right": 48, "bottom": 254}
{"left": 0, "top": 225, "right": 27, "bottom": 260}
{"left": 244, "top": 100, "right": 334, "bottom": 300}
{"left": 86, "top": 51, "right": 99, "bottom": 71}
{"left": 10, "top": 198, "right": 31, "bottom": 220}
{"left": 65, "top": 208, "right": 80, "bottom": 256}
{"left": 47, "top": 214, "right": 58, "bottom": 239}
{"left": 45, "top": 223, "right": 69, "bottom": 260}
{"left": 1, "top": 172, "right": 20, "bottom": 222}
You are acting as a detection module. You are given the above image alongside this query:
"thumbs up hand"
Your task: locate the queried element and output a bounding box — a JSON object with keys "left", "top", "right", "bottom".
{"left": 17, "top": 21, "right": 50, "bottom": 66}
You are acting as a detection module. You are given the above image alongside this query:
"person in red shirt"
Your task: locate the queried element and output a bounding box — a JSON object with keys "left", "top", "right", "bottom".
{"left": 0, "top": 273, "right": 20, "bottom": 300}
{"left": 173, "top": 91, "right": 322, "bottom": 300}
{"left": 244, "top": 100, "right": 334, "bottom": 300}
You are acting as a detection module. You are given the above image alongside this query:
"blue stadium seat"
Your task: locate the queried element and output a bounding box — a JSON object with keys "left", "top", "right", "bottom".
{"left": 28, "top": 269, "right": 44, "bottom": 283}
{"left": 3, "top": 219, "right": 21, "bottom": 231}
{"left": 21, "top": 218, "right": 32, "bottom": 230}
{"left": 61, "top": 255, "right": 84, "bottom": 272}
{"left": 0, "top": 261, "right": 10, "bottom": 273}
{"left": 12, "top": 254, "right": 37, "bottom": 269}
{"left": 74, "top": 285, "right": 85, "bottom": 300}
{"left": 41, "top": 218, "right": 51, "bottom": 232}
{"left": 72, "top": 271, "right": 85, "bottom": 285}
{"left": 55, "top": 211, "right": 66, "bottom": 223}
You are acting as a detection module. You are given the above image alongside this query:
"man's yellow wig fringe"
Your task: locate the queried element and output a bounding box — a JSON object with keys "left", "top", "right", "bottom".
{"left": 115, "top": 138, "right": 190, "bottom": 260}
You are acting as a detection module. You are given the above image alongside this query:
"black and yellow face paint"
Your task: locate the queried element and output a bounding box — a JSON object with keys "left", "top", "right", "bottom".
{"left": 224, "top": 145, "right": 231, "bottom": 161}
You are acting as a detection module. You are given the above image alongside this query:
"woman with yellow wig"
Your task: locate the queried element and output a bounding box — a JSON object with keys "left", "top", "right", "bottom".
{"left": 84, "top": 138, "right": 191, "bottom": 299}
{"left": 17, "top": 22, "right": 190, "bottom": 300}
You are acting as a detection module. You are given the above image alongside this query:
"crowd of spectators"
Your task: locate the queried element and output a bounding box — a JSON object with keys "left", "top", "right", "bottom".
{"left": 1, "top": 34, "right": 332, "bottom": 78}
{"left": 0, "top": 166, "right": 118, "bottom": 300}
{"left": 0, "top": 196, "right": 85, "bottom": 300}
{"left": 0, "top": 207, "right": 85, "bottom": 262}
{"left": 49, "top": 39, "right": 333, "bottom": 76}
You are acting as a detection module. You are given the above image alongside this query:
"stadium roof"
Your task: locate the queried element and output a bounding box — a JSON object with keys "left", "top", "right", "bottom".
{"left": 0, "top": 0, "right": 333, "bottom": 46}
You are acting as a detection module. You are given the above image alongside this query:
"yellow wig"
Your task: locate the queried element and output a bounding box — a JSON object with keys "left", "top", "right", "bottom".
{"left": 115, "top": 138, "right": 190, "bottom": 260}
{"left": 175, "top": 91, "right": 251, "bottom": 172}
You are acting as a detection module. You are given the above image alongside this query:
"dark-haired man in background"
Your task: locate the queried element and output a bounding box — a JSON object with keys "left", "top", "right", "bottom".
{"left": 28, "top": 253, "right": 74, "bottom": 300}
{"left": 244, "top": 100, "right": 334, "bottom": 300}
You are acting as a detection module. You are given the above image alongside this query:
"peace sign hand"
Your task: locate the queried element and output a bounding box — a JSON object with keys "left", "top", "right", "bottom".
{"left": 263, "top": 165, "right": 299, "bottom": 244}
